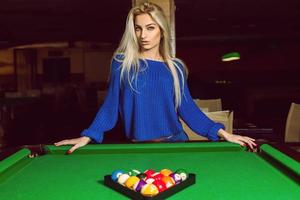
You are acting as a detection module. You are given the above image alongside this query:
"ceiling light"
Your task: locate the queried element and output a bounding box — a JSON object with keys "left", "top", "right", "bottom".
{"left": 222, "top": 52, "right": 240, "bottom": 62}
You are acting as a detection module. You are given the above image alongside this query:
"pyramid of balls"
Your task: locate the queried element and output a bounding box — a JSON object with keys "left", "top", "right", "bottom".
{"left": 111, "top": 168, "right": 188, "bottom": 197}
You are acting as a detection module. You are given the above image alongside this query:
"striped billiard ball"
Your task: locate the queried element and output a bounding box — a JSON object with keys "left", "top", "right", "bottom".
{"left": 118, "top": 173, "right": 130, "bottom": 185}
{"left": 175, "top": 169, "right": 188, "bottom": 181}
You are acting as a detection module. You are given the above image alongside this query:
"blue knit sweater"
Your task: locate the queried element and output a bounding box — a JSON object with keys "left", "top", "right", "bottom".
{"left": 81, "top": 57, "right": 224, "bottom": 143}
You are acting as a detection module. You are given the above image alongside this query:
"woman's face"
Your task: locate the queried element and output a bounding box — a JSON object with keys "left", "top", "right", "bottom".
{"left": 134, "top": 13, "right": 161, "bottom": 52}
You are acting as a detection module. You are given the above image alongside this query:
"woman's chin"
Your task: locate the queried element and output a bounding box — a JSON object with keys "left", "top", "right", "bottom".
{"left": 140, "top": 46, "right": 153, "bottom": 51}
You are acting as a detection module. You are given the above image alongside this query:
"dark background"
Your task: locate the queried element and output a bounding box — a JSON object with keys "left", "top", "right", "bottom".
{"left": 0, "top": 0, "right": 300, "bottom": 147}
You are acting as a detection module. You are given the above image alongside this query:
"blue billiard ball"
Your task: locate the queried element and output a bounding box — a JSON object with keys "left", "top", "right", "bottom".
{"left": 111, "top": 170, "right": 124, "bottom": 182}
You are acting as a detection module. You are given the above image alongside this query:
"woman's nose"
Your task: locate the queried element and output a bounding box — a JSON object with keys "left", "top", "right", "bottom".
{"left": 141, "top": 29, "right": 146, "bottom": 39}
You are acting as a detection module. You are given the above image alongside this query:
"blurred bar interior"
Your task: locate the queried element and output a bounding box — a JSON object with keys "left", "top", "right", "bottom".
{"left": 0, "top": 0, "right": 299, "bottom": 151}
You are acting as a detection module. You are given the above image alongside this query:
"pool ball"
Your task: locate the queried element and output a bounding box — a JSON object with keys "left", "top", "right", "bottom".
{"left": 128, "top": 169, "right": 141, "bottom": 176}
{"left": 144, "top": 169, "right": 156, "bottom": 177}
{"left": 111, "top": 170, "right": 124, "bottom": 182}
{"left": 140, "top": 183, "right": 159, "bottom": 197}
{"left": 117, "top": 174, "right": 130, "bottom": 185}
{"left": 152, "top": 173, "right": 164, "bottom": 181}
{"left": 153, "top": 180, "right": 167, "bottom": 192}
{"left": 170, "top": 173, "right": 182, "bottom": 184}
{"left": 175, "top": 169, "right": 188, "bottom": 181}
{"left": 133, "top": 179, "right": 147, "bottom": 192}
{"left": 145, "top": 177, "right": 155, "bottom": 184}
{"left": 162, "top": 176, "right": 175, "bottom": 188}
{"left": 137, "top": 173, "right": 147, "bottom": 180}
{"left": 160, "top": 169, "right": 173, "bottom": 176}
{"left": 125, "top": 176, "right": 140, "bottom": 189}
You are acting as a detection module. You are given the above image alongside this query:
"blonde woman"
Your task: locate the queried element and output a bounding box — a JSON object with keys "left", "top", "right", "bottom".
{"left": 55, "top": 2, "right": 256, "bottom": 153}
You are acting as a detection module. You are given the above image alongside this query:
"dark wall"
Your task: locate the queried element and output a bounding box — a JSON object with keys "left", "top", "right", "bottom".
{"left": 177, "top": 41, "right": 300, "bottom": 121}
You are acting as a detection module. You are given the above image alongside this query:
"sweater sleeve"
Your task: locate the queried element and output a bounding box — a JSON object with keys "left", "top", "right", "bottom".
{"left": 176, "top": 68, "right": 224, "bottom": 141}
{"left": 80, "top": 58, "right": 121, "bottom": 143}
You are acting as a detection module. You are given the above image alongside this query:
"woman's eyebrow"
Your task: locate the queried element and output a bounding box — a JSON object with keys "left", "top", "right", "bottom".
{"left": 145, "top": 23, "right": 157, "bottom": 27}
{"left": 135, "top": 23, "right": 157, "bottom": 27}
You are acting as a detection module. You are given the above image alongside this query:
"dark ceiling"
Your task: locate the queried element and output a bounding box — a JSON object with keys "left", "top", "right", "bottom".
{"left": 0, "top": 0, "right": 300, "bottom": 48}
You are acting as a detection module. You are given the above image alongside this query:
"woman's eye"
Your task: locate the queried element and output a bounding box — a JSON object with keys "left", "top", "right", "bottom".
{"left": 147, "top": 26, "right": 155, "bottom": 30}
{"left": 135, "top": 27, "right": 141, "bottom": 31}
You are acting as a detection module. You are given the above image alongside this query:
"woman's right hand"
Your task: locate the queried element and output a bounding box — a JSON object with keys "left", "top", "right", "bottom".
{"left": 54, "top": 136, "right": 91, "bottom": 154}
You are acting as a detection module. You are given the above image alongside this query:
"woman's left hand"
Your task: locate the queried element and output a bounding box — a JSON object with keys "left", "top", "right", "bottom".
{"left": 218, "top": 129, "right": 257, "bottom": 150}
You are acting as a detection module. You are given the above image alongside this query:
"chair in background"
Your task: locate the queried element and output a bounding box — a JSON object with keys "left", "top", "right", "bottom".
{"left": 193, "top": 98, "right": 222, "bottom": 112}
{"left": 284, "top": 102, "right": 300, "bottom": 143}
{"left": 181, "top": 98, "right": 233, "bottom": 141}
{"left": 181, "top": 110, "right": 233, "bottom": 141}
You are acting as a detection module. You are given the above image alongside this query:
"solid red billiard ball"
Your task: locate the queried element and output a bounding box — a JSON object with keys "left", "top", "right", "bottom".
{"left": 144, "top": 169, "right": 156, "bottom": 177}
{"left": 153, "top": 180, "right": 167, "bottom": 192}
{"left": 152, "top": 172, "right": 164, "bottom": 181}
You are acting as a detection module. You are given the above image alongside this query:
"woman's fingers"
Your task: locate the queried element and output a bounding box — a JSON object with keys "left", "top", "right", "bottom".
{"left": 233, "top": 139, "right": 245, "bottom": 147}
{"left": 67, "top": 143, "right": 82, "bottom": 154}
{"left": 68, "top": 138, "right": 91, "bottom": 154}
{"left": 54, "top": 137, "right": 91, "bottom": 154}
{"left": 244, "top": 136, "right": 256, "bottom": 141}
{"left": 54, "top": 140, "right": 69, "bottom": 146}
{"left": 240, "top": 138, "right": 252, "bottom": 149}
{"left": 240, "top": 137, "right": 257, "bottom": 150}
{"left": 54, "top": 139, "right": 77, "bottom": 146}
{"left": 228, "top": 134, "right": 257, "bottom": 150}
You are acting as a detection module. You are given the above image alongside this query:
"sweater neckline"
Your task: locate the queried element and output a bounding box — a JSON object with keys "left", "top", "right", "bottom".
{"left": 141, "top": 58, "right": 165, "bottom": 63}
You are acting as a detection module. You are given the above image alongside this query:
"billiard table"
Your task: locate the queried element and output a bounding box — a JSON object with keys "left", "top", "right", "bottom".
{"left": 0, "top": 142, "right": 299, "bottom": 200}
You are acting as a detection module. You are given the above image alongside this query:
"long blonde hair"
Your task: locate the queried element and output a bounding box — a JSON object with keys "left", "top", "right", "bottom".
{"left": 113, "top": 2, "right": 188, "bottom": 110}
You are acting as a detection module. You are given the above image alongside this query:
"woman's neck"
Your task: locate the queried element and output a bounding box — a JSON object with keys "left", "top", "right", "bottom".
{"left": 140, "top": 49, "right": 163, "bottom": 61}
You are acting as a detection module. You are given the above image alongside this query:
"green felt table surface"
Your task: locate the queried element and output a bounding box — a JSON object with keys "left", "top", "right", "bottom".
{"left": 0, "top": 142, "right": 299, "bottom": 200}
